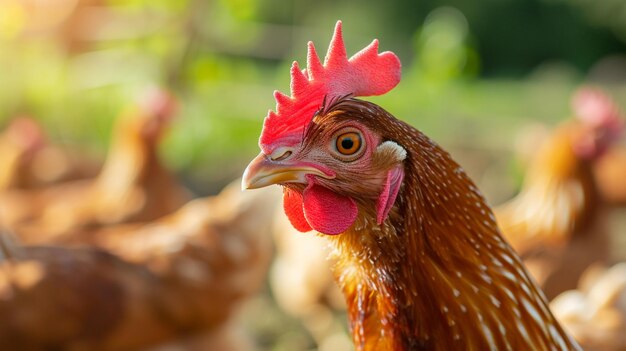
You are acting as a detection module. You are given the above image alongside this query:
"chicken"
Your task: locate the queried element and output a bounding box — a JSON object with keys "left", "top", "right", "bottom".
{"left": 0, "top": 179, "right": 280, "bottom": 350}
{"left": 512, "top": 88, "right": 624, "bottom": 193}
{"left": 57, "top": 178, "right": 280, "bottom": 343}
{"left": 495, "top": 86, "right": 623, "bottom": 299}
{"left": 594, "top": 146, "right": 626, "bottom": 206}
{"left": 0, "top": 117, "right": 46, "bottom": 191}
{"left": 0, "top": 88, "right": 191, "bottom": 241}
{"left": 550, "top": 263, "right": 626, "bottom": 351}
{"left": 576, "top": 87, "right": 626, "bottom": 206}
{"left": 0, "top": 116, "right": 101, "bottom": 191}
{"left": 0, "top": 238, "right": 178, "bottom": 350}
{"left": 242, "top": 21, "right": 580, "bottom": 350}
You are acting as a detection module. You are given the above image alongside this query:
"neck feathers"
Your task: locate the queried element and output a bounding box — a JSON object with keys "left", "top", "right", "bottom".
{"left": 496, "top": 125, "right": 600, "bottom": 252}
{"left": 96, "top": 115, "right": 159, "bottom": 193}
{"left": 328, "top": 118, "right": 580, "bottom": 351}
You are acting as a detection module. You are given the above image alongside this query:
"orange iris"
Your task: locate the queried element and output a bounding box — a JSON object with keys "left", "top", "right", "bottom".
{"left": 336, "top": 132, "right": 362, "bottom": 155}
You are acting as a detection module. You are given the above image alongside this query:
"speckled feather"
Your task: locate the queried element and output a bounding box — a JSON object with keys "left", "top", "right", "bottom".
{"left": 310, "top": 99, "right": 582, "bottom": 351}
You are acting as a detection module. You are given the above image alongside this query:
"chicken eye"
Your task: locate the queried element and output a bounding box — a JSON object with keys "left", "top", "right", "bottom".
{"left": 335, "top": 132, "right": 362, "bottom": 155}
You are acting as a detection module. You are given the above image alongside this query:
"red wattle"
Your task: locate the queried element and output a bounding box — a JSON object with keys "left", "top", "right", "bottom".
{"left": 302, "top": 183, "right": 358, "bottom": 235}
{"left": 283, "top": 188, "right": 312, "bottom": 232}
{"left": 376, "top": 166, "right": 404, "bottom": 225}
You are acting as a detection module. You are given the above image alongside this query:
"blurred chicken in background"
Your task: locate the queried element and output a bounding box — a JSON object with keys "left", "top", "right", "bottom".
{"left": 0, "top": 116, "right": 101, "bottom": 192}
{"left": 495, "top": 86, "right": 624, "bottom": 300}
{"left": 550, "top": 263, "right": 626, "bottom": 351}
{"left": 0, "top": 88, "right": 191, "bottom": 241}
{"left": 0, "top": 117, "right": 47, "bottom": 191}
{"left": 545, "top": 89, "right": 626, "bottom": 351}
{"left": 0, "top": 178, "right": 280, "bottom": 350}
{"left": 0, "top": 234, "right": 178, "bottom": 351}
{"left": 594, "top": 143, "right": 626, "bottom": 207}
{"left": 57, "top": 178, "right": 280, "bottom": 350}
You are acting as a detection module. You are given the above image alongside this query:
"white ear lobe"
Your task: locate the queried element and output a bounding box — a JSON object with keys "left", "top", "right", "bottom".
{"left": 376, "top": 141, "right": 407, "bottom": 162}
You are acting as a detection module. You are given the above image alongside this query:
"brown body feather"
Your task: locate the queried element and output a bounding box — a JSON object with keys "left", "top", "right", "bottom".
{"left": 312, "top": 99, "right": 580, "bottom": 350}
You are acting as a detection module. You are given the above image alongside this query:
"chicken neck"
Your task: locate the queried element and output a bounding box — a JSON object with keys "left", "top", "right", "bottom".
{"left": 94, "top": 116, "right": 162, "bottom": 202}
{"left": 326, "top": 112, "right": 580, "bottom": 351}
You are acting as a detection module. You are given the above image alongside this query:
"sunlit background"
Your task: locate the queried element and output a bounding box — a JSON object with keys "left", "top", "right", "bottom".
{"left": 1, "top": 0, "right": 626, "bottom": 350}
{"left": 2, "top": 0, "right": 625, "bottom": 190}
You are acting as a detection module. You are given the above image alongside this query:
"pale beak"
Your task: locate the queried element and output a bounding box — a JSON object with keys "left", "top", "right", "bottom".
{"left": 242, "top": 152, "right": 333, "bottom": 190}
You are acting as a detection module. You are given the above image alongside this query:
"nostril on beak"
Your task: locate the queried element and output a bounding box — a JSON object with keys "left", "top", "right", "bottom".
{"left": 270, "top": 147, "right": 294, "bottom": 162}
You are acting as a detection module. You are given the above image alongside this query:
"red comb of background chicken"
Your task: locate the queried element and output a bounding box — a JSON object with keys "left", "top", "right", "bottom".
{"left": 139, "top": 87, "right": 179, "bottom": 121}
{"left": 6, "top": 116, "right": 46, "bottom": 152}
{"left": 259, "top": 21, "right": 401, "bottom": 153}
{"left": 571, "top": 87, "right": 624, "bottom": 159}
{"left": 572, "top": 87, "right": 624, "bottom": 138}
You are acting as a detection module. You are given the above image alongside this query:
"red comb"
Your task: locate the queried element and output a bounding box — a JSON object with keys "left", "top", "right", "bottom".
{"left": 6, "top": 116, "right": 46, "bottom": 151}
{"left": 259, "top": 21, "right": 401, "bottom": 152}
{"left": 572, "top": 87, "right": 624, "bottom": 138}
{"left": 139, "top": 87, "right": 178, "bottom": 121}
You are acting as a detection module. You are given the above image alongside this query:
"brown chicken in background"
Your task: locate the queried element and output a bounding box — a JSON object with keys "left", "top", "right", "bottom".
{"left": 0, "top": 88, "right": 191, "bottom": 241}
{"left": 550, "top": 263, "right": 626, "bottom": 351}
{"left": 0, "top": 179, "right": 280, "bottom": 350}
{"left": 593, "top": 142, "right": 626, "bottom": 261}
{"left": 23, "top": 135, "right": 101, "bottom": 190}
{"left": 495, "top": 87, "right": 624, "bottom": 300}
{"left": 594, "top": 145, "right": 626, "bottom": 206}
{"left": 0, "top": 116, "right": 101, "bottom": 192}
{"left": 0, "top": 236, "right": 178, "bottom": 351}
{"left": 0, "top": 117, "right": 47, "bottom": 191}
{"left": 580, "top": 88, "right": 626, "bottom": 206}
{"left": 57, "top": 178, "right": 280, "bottom": 349}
